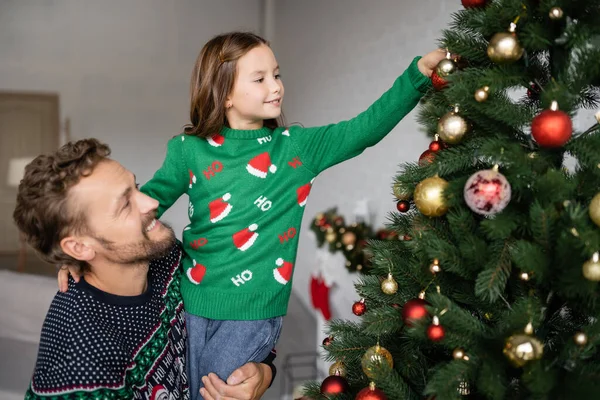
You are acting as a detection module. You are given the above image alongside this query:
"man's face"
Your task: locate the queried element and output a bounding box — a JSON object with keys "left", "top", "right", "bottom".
{"left": 69, "top": 159, "right": 175, "bottom": 265}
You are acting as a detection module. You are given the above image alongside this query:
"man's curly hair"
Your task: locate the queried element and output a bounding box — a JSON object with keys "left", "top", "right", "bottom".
{"left": 13, "top": 139, "right": 111, "bottom": 267}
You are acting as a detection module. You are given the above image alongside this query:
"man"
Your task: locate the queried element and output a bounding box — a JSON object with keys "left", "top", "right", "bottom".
{"left": 14, "top": 139, "right": 275, "bottom": 399}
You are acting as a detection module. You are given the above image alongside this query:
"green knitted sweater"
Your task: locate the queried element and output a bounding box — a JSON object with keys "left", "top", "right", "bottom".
{"left": 141, "top": 56, "right": 431, "bottom": 320}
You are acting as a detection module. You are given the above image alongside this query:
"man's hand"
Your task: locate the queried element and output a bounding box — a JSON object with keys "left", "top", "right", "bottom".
{"left": 57, "top": 264, "right": 82, "bottom": 292}
{"left": 417, "top": 48, "right": 449, "bottom": 78}
{"left": 200, "top": 362, "right": 271, "bottom": 400}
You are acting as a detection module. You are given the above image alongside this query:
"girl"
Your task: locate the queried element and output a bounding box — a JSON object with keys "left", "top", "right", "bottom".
{"left": 64, "top": 31, "right": 446, "bottom": 399}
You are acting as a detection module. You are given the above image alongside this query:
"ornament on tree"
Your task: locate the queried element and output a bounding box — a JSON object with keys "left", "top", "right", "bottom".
{"left": 396, "top": 200, "right": 411, "bottom": 213}
{"left": 453, "top": 348, "right": 468, "bottom": 361}
{"left": 520, "top": 272, "right": 531, "bottom": 281}
{"left": 361, "top": 344, "right": 394, "bottom": 378}
{"left": 461, "top": 0, "right": 487, "bottom": 8}
{"left": 463, "top": 166, "right": 512, "bottom": 215}
{"left": 589, "top": 193, "right": 600, "bottom": 227}
{"left": 393, "top": 181, "right": 412, "bottom": 201}
{"left": 487, "top": 22, "right": 524, "bottom": 64}
{"left": 429, "top": 258, "right": 441, "bottom": 274}
{"left": 474, "top": 86, "right": 490, "bottom": 102}
{"left": 531, "top": 101, "right": 572, "bottom": 147}
{"left": 353, "top": 298, "right": 367, "bottom": 316}
{"left": 503, "top": 323, "right": 544, "bottom": 367}
{"left": 414, "top": 175, "right": 449, "bottom": 217}
{"left": 427, "top": 315, "right": 446, "bottom": 342}
{"left": 402, "top": 297, "right": 429, "bottom": 326}
{"left": 582, "top": 252, "right": 600, "bottom": 281}
{"left": 356, "top": 382, "right": 388, "bottom": 400}
{"left": 322, "top": 335, "right": 334, "bottom": 347}
{"left": 329, "top": 360, "right": 347, "bottom": 377}
{"left": 437, "top": 105, "right": 469, "bottom": 144}
{"left": 431, "top": 52, "right": 458, "bottom": 90}
{"left": 381, "top": 273, "right": 399, "bottom": 295}
{"left": 429, "top": 136, "right": 445, "bottom": 152}
{"left": 419, "top": 149, "right": 436, "bottom": 165}
{"left": 320, "top": 374, "right": 349, "bottom": 395}
{"left": 549, "top": 7, "right": 564, "bottom": 20}
{"left": 574, "top": 332, "right": 588, "bottom": 347}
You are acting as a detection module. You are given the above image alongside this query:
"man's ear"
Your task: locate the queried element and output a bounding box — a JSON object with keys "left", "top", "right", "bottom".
{"left": 60, "top": 236, "right": 96, "bottom": 262}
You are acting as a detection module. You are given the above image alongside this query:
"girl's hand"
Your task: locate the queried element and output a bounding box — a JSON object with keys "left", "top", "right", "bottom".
{"left": 417, "top": 48, "right": 448, "bottom": 78}
{"left": 57, "top": 264, "right": 81, "bottom": 293}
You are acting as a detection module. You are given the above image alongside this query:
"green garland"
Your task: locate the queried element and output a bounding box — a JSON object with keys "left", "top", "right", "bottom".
{"left": 309, "top": 208, "right": 399, "bottom": 274}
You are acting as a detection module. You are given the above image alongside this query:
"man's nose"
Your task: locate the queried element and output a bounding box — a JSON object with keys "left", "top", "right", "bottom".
{"left": 136, "top": 191, "right": 159, "bottom": 214}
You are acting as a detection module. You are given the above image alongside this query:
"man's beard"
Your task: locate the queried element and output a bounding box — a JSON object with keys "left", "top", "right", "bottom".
{"left": 94, "top": 220, "right": 176, "bottom": 265}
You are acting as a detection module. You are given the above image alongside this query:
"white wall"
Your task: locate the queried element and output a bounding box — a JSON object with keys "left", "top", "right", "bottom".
{"left": 0, "top": 0, "right": 262, "bottom": 236}
{"left": 272, "top": 0, "right": 463, "bottom": 373}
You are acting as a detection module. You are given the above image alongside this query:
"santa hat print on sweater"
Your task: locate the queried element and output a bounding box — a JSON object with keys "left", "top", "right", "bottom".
{"left": 151, "top": 385, "right": 168, "bottom": 400}
{"left": 273, "top": 258, "right": 293, "bottom": 285}
{"left": 187, "top": 260, "right": 206, "bottom": 285}
{"left": 188, "top": 170, "right": 197, "bottom": 189}
{"left": 296, "top": 178, "right": 315, "bottom": 207}
{"left": 246, "top": 152, "right": 277, "bottom": 179}
{"left": 207, "top": 133, "right": 225, "bottom": 147}
{"left": 232, "top": 224, "right": 259, "bottom": 251}
{"left": 208, "top": 193, "right": 232, "bottom": 223}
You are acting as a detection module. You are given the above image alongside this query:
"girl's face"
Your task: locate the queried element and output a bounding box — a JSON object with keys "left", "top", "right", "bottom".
{"left": 225, "top": 44, "right": 284, "bottom": 130}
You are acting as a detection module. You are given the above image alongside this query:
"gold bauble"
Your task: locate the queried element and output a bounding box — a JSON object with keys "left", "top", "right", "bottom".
{"left": 414, "top": 176, "right": 449, "bottom": 217}
{"left": 582, "top": 253, "right": 600, "bottom": 281}
{"left": 393, "top": 181, "right": 412, "bottom": 200}
{"left": 503, "top": 334, "right": 544, "bottom": 367}
{"left": 325, "top": 230, "right": 337, "bottom": 244}
{"left": 437, "top": 109, "right": 469, "bottom": 144}
{"left": 453, "top": 348, "right": 466, "bottom": 360}
{"left": 436, "top": 58, "right": 458, "bottom": 78}
{"left": 487, "top": 30, "right": 523, "bottom": 64}
{"left": 589, "top": 193, "right": 600, "bottom": 227}
{"left": 342, "top": 231, "right": 357, "bottom": 246}
{"left": 474, "top": 86, "right": 490, "bottom": 102}
{"left": 329, "top": 360, "right": 347, "bottom": 377}
{"left": 574, "top": 332, "right": 588, "bottom": 346}
{"left": 549, "top": 7, "right": 564, "bottom": 20}
{"left": 361, "top": 344, "right": 394, "bottom": 378}
{"left": 381, "top": 273, "right": 398, "bottom": 295}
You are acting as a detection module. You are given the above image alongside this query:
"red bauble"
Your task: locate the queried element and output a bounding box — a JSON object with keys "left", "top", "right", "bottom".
{"left": 353, "top": 299, "right": 367, "bottom": 316}
{"left": 531, "top": 108, "right": 572, "bottom": 147}
{"left": 356, "top": 385, "right": 388, "bottom": 400}
{"left": 429, "top": 141, "right": 442, "bottom": 152}
{"left": 419, "top": 150, "right": 436, "bottom": 165}
{"left": 320, "top": 375, "right": 349, "bottom": 395}
{"left": 396, "top": 200, "right": 410, "bottom": 213}
{"left": 431, "top": 71, "right": 448, "bottom": 90}
{"left": 461, "top": 0, "right": 487, "bottom": 8}
{"left": 401, "top": 298, "right": 429, "bottom": 326}
{"left": 322, "top": 335, "right": 334, "bottom": 346}
{"left": 427, "top": 324, "right": 446, "bottom": 342}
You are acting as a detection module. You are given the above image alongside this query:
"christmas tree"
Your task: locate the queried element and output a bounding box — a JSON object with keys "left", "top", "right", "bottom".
{"left": 307, "top": 1, "right": 600, "bottom": 399}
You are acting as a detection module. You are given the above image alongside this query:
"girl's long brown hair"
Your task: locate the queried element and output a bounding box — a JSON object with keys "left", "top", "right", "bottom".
{"left": 184, "top": 32, "right": 283, "bottom": 138}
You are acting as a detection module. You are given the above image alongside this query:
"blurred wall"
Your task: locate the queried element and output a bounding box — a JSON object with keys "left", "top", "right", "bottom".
{"left": 0, "top": 0, "right": 262, "bottom": 236}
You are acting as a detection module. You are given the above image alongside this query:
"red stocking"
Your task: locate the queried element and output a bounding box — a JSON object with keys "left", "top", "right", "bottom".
{"left": 310, "top": 274, "right": 321, "bottom": 311}
{"left": 318, "top": 279, "right": 332, "bottom": 321}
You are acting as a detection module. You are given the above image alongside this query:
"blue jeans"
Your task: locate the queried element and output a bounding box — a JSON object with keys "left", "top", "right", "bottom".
{"left": 185, "top": 313, "right": 283, "bottom": 400}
